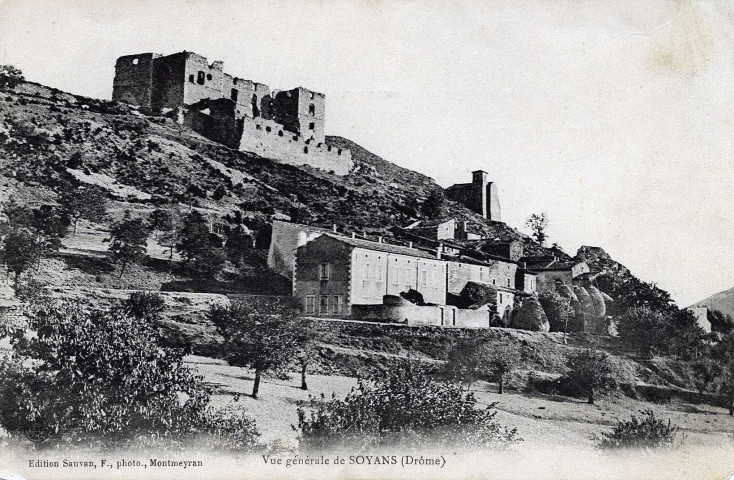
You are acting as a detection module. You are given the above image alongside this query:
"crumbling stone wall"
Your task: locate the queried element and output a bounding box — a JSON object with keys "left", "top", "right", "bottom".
{"left": 445, "top": 170, "right": 501, "bottom": 221}
{"left": 112, "top": 53, "right": 161, "bottom": 110}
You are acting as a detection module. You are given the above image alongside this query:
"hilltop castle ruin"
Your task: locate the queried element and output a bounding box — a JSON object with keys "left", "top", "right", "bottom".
{"left": 446, "top": 170, "right": 501, "bottom": 221}
{"left": 112, "top": 51, "right": 352, "bottom": 174}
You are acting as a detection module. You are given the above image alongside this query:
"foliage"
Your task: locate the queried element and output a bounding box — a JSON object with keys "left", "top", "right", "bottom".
{"left": 0, "top": 202, "right": 69, "bottom": 285}
{"left": 444, "top": 337, "right": 491, "bottom": 389}
{"left": 421, "top": 189, "right": 446, "bottom": 219}
{"left": 58, "top": 187, "right": 108, "bottom": 233}
{"left": 0, "top": 302, "right": 259, "bottom": 449}
{"left": 525, "top": 213, "right": 548, "bottom": 245}
{"left": 598, "top": 409, "right": 681, "bottom": 451}
{"left": 616, "top": 307, "right": 670, "bottom": 358}
{"left": 617, "top": 307, "right": 705, "bottom": 360}
{"left": 708, "top": 309, "right": 734, "bottom": 334}
{"left": 224, "top": 224, "right": 254, "bottom": 269}
{"left": 486, "top": 343, "right": 521, "bottom": 394}
{"left": 105, "top": 211, "right": 149, "bottom": 278}
{"left": 209, "top": 301, "right": 309, "bottom": 398}
{"left": 602, "top": 276, "right": 677, "bottom": 317}
{"left": 695, "top": 335, "right": 734, "bottom": 415}
{"left": 124, "top": 291, "right": 165, "bottom": 321}
{"left": 0, "top": 229, "right": 44, "bottom": 285}
{"left": 538, "top": 291, "right": 575, "bottom": 333}
{"left": 563, "top": 348, "right": 615, "bottom": 404}
{"left": 297, "top": 360, "right": 521, "bottom": 452}
{"left": 175, "top": 210, "right": 225, "bottom": 278}
{"left": 0, "top": 65, "right": 24, "bottom": 89}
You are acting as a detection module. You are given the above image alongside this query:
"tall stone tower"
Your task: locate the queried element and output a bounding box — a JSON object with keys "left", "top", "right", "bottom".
{"left": 446, "top": 170, "right": 501, "bottom": 222}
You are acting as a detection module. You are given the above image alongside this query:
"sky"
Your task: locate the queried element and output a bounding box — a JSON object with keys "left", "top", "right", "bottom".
{"left": 0, "top": 0, "right": 732, "bottom": 307}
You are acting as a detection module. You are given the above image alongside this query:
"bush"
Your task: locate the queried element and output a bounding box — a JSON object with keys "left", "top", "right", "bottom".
{"left": 617, "top": 307, "right": 668, "bottom": 358}
{"left": 297, "top": 360, "right": 520, "bottom": 452}
{"left": 0, "top": 65, "right": 24, "bottom": 89}
{"left": 0, "top": 302, "right": 260, "bottom": 449}
{"left": 124, "top": 291, "right": 165, "bottom": 321}
{"left": 598, "top": 409, "right": 681, "bottom": 451}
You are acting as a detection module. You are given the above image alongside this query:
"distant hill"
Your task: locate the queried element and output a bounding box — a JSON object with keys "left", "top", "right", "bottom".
{"left": 689, "top": 287, "right": 734, "bottom": 317}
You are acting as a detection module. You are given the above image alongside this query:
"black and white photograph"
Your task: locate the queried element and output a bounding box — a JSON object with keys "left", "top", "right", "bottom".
{"left": 0, "top": 1, "right": 733, "bottom": 479}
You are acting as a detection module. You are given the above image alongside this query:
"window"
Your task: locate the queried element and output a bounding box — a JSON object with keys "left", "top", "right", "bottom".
{"left": 206, "top": 73, "right": 212, "bottom": 81}
{"left": 337, "top": 149, "right": 342, "bottom": 155}
{"left": 319, "top": 262, "right": 330, "bottom": 280}
{"left": 233, "top": 78, "right": 238, "bottom": 85}
{"left": 189, "top": 74, "right": 195, "bottom": 83}
{"left": 391, "top": 267, "right": 399, "bottom": 287}
{"left": 421, "top": 270, "right": 427, "bottom": 286}
{"left": 492, "top": 279, "right": 496, "bottom": 286}
{"left": 231, "top": 88, "right": 238, "bottom": 102}
{"left": 266, "top": 126, "right": 272, "bottom": 133}
{"left": 309, "top": 122, "right": 315, "bottom": 130}
{"left": 499, "top": 293, "right": 503, "bottom": 303}
{"left": 507, "top": 278, "right": 511, "bottom": 287}
{"left": 309, "top": 103, "right": 315, "bottom": 115}
{"left": 197, "top": 71, "right": 205, "bottom": 85}
{"left": 333, "top": 295, "right": 343, "bottom": 315}
{"left": 319, "top": 296, "right": 329, "bottom": 314}
{"left": 305, "top": 296, "right": 315, "bottom": 314}
{"left": 278, "top": 130, "right": 283, "bottom": 137}
{"left": 132, "top": 58, "right": 139, "bottom": 65}
{"left": 365, "top": 263, "right": 371, "bottom": 280}
{"left": 303, "top": 146, "right": 309, "bottom": 154}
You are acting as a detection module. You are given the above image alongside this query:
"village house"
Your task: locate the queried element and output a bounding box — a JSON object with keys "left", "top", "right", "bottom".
{"left": 521, "top": 255, "right": 589, "bottom": 294}
{"left": 292, "top": 230, "right": 530, "bottom": 328}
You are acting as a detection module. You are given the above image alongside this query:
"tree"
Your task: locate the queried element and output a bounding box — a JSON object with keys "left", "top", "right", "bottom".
{"left": 598, "top": 410, "right": 681, "bottom": 451}
{"left": 209, "top": 301, "right": 307, "bottom": 399}
{"left": 176, "top": 210, "right": 225, "bottom": 278}
{"left": 105, "top": 211, "right": 148, "bottom": 278}
{"left": 148, "top": 208, "right": 173, "bottom": 240}
{"left": 58, "top": 187, "right": 108, "bottom": 233}
{"left": 487, "top": 343, "right": 521, "bottom": 394}
{"left": 0, "top": 229, "right": 44, "bottom": 286}
{"left": 294, "top": 319, "right": 318, "bottom": 391}
{"left": 564, "top": 348, "right": 616, "bottom": 404}
{"left": 0, "top": 302, "right": 260, "bottom": 449}
{"left": 297, "top": 360, "right": 520, "bottom": 452}
{"left": 445, "top": 337, "right": 490, "bottom": 390}
{"left": 0, "top": 65, "right": 24, "bottom": 89}
{"left": 525, "top": 213, "right": 548, "bottom": 245}
{"left": 698, "top": 335, "right": 734, "bottom": 415}
{"left": 708, "top": 309, "right": 734, "bottom": 334}
{"left": 616, "top": 307, "right": 669, "bottom": 358}
{"left": 421, "top": 189, "right": 446, "bottom": 219}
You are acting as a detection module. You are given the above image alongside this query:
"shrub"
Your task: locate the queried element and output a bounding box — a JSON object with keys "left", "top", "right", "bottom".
{"left": 598, "top": 409, "right": 681, "bottom": 451}
{"left": 0, "top": 65, "right": 24, "bottom": 89}
{"left": 297, "top": 360, "right": 520, "bottom": 452}
{"left": 124, "top": 291, "right": 165, "bottom": 321}
{"left": 617, "top": 307, "right": 668, "bottom": 358}
{"left": 0, "top": 302, "right": 260, "bottom": 449}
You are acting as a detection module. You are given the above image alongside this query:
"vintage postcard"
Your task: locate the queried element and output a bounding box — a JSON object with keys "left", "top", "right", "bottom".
{"left": 0, "top": 1, "right": 732, "bottom": 479}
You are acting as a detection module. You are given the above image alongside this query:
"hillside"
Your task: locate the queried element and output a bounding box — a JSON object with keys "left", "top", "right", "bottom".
{"left": 690, "top": 286, "right": 734, "bottom": 317}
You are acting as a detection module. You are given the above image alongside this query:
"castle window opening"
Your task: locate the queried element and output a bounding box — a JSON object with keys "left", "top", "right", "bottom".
{"left": 189, "top": 74, "right": 195, "bottom": 83}
{"left": 278, "top": 130, "right": 283, "bottom": 137}
{"left": 256, "top": 124, "right": 262, "bottom": 130}
{"left": 197, "top": 71, "right": 205, "bottom": 85}
{"left": 309, "top": 122, "right": 315, "bottom": 130}
{"left": 206, "top": 73, "right": 212, "bottom": 81}
{"left": 304, "top": 146, "right": 309, "bottom": 154}
{"left": 132, "top": 58, "right": 139, "bottom": 65}
{"left": 231, "top": 88, "right": 238, "bottom": 102}
{"left": 337, "top": 149, "right": 342, "bottom": 155}
{"left": 266, "top": 126, "right": 272, "bottom": 133}
{"left": 327, "top": 145, "right": 332, "bottom": 152}
{"left": 309, "top": 103, "right": 315, "bottom": 115}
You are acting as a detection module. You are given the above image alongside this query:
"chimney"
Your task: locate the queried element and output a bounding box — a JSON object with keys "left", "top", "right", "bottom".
{"left": 332, "top": 224, "right": 337, "bottom": 233}
{"left": 408, "top": 241, "right": 413, "bottom": 249}
{"left": 378, "top": 236, "right": 383, "bottom": 243}
{"left": 521, "top": 261, "right": 527, "bottom": 269}
{"left": 351, "top": 232, "right": 356, "bottom": 239}
{"left": 436, "top": 243, "right": 443, "bottom": 259}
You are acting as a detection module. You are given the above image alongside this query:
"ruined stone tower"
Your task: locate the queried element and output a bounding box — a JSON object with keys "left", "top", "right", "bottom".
{"left": 445, "top": 170, "right": 501, "bottom": 221}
